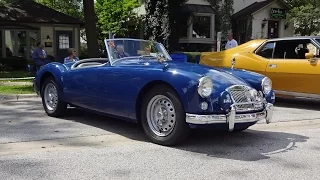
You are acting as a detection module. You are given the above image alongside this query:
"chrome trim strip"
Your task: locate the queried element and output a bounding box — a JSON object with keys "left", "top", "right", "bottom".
{"left": 275, "top": 90, "right": 320, "bottom": 100}
{"left": 227, "top": 105, "right": 236, "bottom": 131}
{"left": 185, "top": 103, "right": 274, "bottom": 129}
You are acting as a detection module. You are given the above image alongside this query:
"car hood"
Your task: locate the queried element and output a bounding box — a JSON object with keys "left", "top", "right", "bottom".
{"left": 115, "top": 60, "right": 250, "bottom": 88}
{"left": 167, "top": 62, "right": 251, "bottom": 91}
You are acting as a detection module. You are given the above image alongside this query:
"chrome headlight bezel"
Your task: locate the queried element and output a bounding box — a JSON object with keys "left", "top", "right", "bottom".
{"left": 198, "top": 76, "right": 213, "bottom": 98}
{"left": 261, "top": 77, "right": 272, "bottom": 94}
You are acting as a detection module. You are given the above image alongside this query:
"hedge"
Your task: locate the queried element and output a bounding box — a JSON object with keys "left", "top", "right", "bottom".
{"left": 183, "top": 52, "right": 201, "bottom": 63}
{"left": 0, "top": 56, "right": 28, "bottom": 70}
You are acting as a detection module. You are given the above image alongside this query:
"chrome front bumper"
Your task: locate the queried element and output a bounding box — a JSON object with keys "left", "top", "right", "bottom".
{"left": 186, "top": 103, "right": 274, "bottom": 131}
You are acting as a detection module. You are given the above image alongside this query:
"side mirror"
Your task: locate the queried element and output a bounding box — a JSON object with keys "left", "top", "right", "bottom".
{"left": 305, "top": 52, "right": 314, "bottom": 59}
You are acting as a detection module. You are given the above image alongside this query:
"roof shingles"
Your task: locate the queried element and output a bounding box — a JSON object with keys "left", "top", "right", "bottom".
{"left": 232, "top": 0, "right": 290, "bottom": 19}
{"left": 0, "top": 1, "right": 83, "bottom": 25}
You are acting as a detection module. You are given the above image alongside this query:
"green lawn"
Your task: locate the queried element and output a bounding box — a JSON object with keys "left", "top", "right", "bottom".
{"left": 0, "top": 85, "right": 35, "bottom": 94}
{"left": 0, "top": 70, "right": 33, "bottom": 78}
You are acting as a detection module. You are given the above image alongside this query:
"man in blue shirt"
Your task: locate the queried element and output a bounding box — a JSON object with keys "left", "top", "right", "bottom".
{"left": 32, "top": 42, "right": 49, "bottom": 71}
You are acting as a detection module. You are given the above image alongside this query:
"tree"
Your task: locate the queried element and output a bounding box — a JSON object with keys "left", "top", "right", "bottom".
{"left": 95, "top": 0, "right": 140, "bottom": 38}
{"left": 36, "top": 0, "right": 83, "bottom": 20}
{"left": 83, "top": 0, "right": 99, "bottom": 57}
{"left": 288, "top": 4, "right": 320, "bottom": 35}
{"left": 144, "top": 0, "right": 187, "bottom": 51}
{"left": 284, "top": 0, "right": 312, "bottom": 7}
{"left": 286, "top": 0, "right": 320, "bottom": 35}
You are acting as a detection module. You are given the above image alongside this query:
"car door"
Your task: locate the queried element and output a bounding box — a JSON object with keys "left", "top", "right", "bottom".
{"left": 63, "top": 66, "right": 99, "bottom": 108}
{"left": 239, "top": 41, "right": 276, "bottom": 75}
{"left": 265, "top": 39, "right": 320, "bottom": 95}
{"left": 94, "top": 65, "right": 138, "bottom": 119}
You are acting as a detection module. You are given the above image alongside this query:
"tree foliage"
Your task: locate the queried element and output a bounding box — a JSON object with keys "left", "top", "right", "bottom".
{"left": 95, "top": 0, "right": 140, "bottom": 38}
{"left": 36, "top": 0, "right": 83, "bottom": 20}
{"left": 144, "top": 0, "right": 187, "bottom": 51}
{"left": 286, "top": 0, "right": 320, "bottom": 35}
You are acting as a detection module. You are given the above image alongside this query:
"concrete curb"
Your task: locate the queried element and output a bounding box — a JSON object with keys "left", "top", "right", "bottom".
{"left": 0, "top": 77, "right": 34, "bottom": 81}
{"left": 0, "top": 82, "right": 33, "bottom": 86}
{"left": 0, "top": 94, "right": 39, "bottom": 101}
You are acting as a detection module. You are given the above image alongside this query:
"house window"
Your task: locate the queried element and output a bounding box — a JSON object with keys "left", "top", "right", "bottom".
{"left": 59, "top": 34, "right": 70, "bottom": 49}
{"left": 5, "top": 30, "right": 16, "bottom": 57}
{"left": 0, "top": 29, "right": 39, "bottom": 59}
{"left": 192, "top": 15, "right": 211, "bottom": 38}
{"left": 29, "top": 31, "right": 39, "bottom": 59}
{"left": 17, "top": 31, "right": 27, "bottom": 58}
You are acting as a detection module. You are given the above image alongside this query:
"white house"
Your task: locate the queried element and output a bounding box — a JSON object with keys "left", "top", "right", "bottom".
{"left": 232, "top": 0, "right": 294, "bottom": 44}
{"left": 136, "top": 0, "right": 294, "bottom": 51}
{"left": 0, "top": 1, "right": 83, "bottom": 63}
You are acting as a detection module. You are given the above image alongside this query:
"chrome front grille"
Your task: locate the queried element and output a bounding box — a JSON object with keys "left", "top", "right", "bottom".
{"left": 226, "top": 85, "right": 263, "bottom": 112}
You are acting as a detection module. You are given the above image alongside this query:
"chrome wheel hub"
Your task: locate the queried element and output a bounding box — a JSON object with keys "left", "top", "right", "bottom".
{"left": 146, "top": 95, "right": 176, "bottom": 137}
{"left": 44, "top": 83, "right": 58, "bottom": 111}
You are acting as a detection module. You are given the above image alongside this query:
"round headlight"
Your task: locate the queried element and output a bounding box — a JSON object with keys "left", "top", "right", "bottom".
{"left": 198, "top": 76, "right": 213, "bottom": 98}
{"left": 261, "top": 77, "right": 272, "bottom": 94}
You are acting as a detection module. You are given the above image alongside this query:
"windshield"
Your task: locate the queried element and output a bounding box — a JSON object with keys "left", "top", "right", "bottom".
{"left": 105, "top": 39, "right": 172, "bottom": 64}
{"left": 315, "top": 39, "right": 320, "bottom": 45}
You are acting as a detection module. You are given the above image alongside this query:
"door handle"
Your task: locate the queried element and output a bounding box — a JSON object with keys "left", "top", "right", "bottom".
{"left": 268, "top": 64, "right": 277, "bottom": 68}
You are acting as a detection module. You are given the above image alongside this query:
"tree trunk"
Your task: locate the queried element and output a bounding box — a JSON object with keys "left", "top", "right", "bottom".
{"left": 83, "top": 0, "right": 99, "bottom": 57}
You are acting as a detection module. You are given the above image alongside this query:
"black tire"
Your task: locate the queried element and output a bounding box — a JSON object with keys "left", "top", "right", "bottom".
{"left": 140, "top": 85, "right": 190, "bottom": 146}
{"left": 41, "top": 77, "right": 67, "bottom": 117}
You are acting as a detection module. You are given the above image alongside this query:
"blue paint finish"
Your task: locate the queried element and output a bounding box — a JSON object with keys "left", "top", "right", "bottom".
{"left": 34, "top": 58, "right": 275, "bottom": 124}
{"left": 218, "top": 68, "right": 265, "bottom": 91}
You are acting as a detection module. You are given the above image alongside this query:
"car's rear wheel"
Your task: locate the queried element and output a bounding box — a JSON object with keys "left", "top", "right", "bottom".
{"left": 41, "top": 77, "right": 67, "bottom": 117}
{"left": 141, "top": 85, "right": 190, "bottom": 146}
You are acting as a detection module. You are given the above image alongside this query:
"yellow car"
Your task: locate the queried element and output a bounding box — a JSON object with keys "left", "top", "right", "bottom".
{"left": 200, "top": 36, "right": 320, "bottom": 99}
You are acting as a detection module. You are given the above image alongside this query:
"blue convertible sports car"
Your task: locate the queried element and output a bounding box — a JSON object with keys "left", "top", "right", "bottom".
{"left": 34, "top": 38, "right": 275, "bottom": 146}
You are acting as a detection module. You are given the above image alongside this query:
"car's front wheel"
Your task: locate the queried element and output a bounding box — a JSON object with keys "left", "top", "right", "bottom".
{"left": 141, "top": 85, "right": 190, "bottom": 146}
{"left": 41, "top": 77, "right": 67, "bottom": 117}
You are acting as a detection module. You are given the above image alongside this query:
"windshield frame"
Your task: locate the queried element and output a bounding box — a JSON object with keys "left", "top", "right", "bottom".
{"left": 104, "top": 38, "right": 172, "bottom": 65}
{"left": 313, "top": 38, "right": 320, "bottom": 46}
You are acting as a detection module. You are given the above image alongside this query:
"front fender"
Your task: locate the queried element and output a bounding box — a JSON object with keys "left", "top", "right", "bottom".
{"left": 136, "top": 69, "right": 226, "bottom": 115}
{"left": 35, "top": 62, "right": 69, "bottom": 100}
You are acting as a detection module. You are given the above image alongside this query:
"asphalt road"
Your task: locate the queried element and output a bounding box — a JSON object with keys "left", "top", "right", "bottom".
{"left": 0, "top": 98, "right": 319, "bottom": 180}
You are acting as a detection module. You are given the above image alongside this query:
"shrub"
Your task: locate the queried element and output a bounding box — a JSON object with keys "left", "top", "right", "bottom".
{"left": 184, "top": 52, "right": 201, "bottom": 63}
{"left": 0, "top": 56, "right": 28, "bottom": 70}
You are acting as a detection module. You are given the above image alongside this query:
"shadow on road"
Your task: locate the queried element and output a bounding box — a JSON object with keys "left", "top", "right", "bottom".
{"left": 61, "top": 108, "right": 309, "bottom": 162}
{"left": 0, "top": 99, "right": 310, "bottom": 162}
{"left": 275, "top": 97, "right": 320, "bottom": 111}
{"left": 61, "top": 108, "right": 148, "bottom": 142}
{"left": 175, "top": 129, "right": 308, "bottom": 161}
